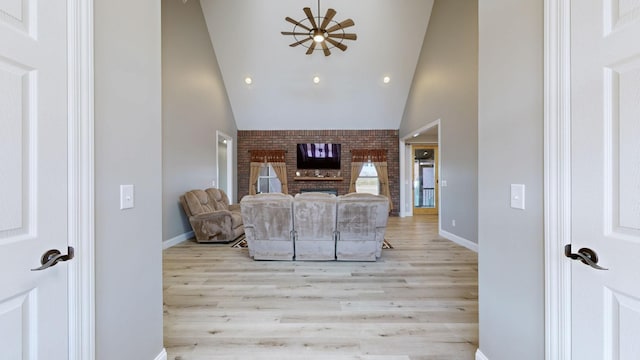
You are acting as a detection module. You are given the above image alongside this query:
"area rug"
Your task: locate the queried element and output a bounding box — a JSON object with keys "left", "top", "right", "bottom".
{"left": 231, "top": 235, "right": 393, "bottom": 249}
{"left": 230, "top": 235, "right": 247, "bottom": 248}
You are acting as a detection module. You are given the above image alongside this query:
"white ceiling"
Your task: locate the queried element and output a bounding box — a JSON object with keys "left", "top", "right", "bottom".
{"left": 200, "top": 0, "right": 434, "bottom": 130}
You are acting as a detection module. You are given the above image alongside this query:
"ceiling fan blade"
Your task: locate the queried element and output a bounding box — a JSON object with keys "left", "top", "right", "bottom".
{"left": 286, "top": 17, "right": 312, "bottom": 31}
{"left": 289, "top": 37, "right": 312, "bottom": 47}
{"left": 303, "top": 7, "right": 318, "bottom": 29}
{"left": 321, "top": 41, "right": 331, "bottom": 56}
{"left": 306, "top": 41, "right": 317, "bottom": 55}
{"left": 319, "top": 8, "right": 337, "bottom": 30}
{"left": 325, "top": 37, "right": 347, "bottom": 51}
{"left": 281, "top": 32, "right": 310, "bottom": 36}
{"left": 328, "top": 33, "right": 357, "bottom": 41}
{"left": 325, "top": 19, "right": 355, "bottom": 33}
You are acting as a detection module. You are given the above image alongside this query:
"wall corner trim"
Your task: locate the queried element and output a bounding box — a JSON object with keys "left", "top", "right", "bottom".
{"left": 154, "top": 348, "right": 167, "bottom": 360}
{"left": 163, "top": 232, "right": 194, "bottom": 250}
{"left": 475, "top": 349, "right": 489, "bottom": 360}
{"left": 439, "top": 229, "right": 478, "bottom": 252}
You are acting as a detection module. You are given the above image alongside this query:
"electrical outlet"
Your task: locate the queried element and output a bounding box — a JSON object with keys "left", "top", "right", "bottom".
{"left": 452, "top": 219, "right": 456, "bottom": 227}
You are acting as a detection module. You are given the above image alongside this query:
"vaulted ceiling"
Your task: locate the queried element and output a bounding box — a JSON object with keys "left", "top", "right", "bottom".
{"left": 200, "top": 0, "right": 434, "bottom": 130}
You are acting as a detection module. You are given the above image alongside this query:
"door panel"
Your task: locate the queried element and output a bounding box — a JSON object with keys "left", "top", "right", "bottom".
{"left": 0, "top": 290, "right": 37, "bottom": 359}
{"left": 607, "top": 62, "right": 640, "bottom": 238}
{"left": 0, "top": 0, "right": 69, "bottom": 358}
{"left": 571, "top": 0, "right": 640, "bottom": 358}
{"left": 0, "top": 60, "right": 31, "bottom": 237}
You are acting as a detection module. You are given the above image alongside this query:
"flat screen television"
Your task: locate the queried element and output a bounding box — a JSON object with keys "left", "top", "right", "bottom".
{"left": 296, "top": 143, "right": 341, "bottom": 169}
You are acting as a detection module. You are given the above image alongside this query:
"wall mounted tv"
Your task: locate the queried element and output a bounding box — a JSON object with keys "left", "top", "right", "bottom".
{"left": 296, "top": 143, "right": 341, "bottom": 169}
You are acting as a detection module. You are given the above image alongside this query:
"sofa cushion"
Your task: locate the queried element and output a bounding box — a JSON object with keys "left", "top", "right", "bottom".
{"left": 184, "top": 189, "right": 216, "bottom": 215}
{"left": 230, "top": 211, "right": 244, "bottom": 229}
{"left": 293, "top": 192, "right": 337, "bottom": 260}
{"left": 206, "top": 188, "right": 230, "bottom": 211}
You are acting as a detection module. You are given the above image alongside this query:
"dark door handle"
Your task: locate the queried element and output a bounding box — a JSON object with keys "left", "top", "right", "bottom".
{"left": 564, "top": 244, "right": 608, "bottom": 270}
{"left": 31, "top": 246, "right": 75, "bottom": 271}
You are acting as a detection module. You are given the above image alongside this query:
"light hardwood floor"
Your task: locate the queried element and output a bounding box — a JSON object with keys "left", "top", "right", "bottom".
{"left": 163, "top": 215, "right": 478, "bottom": 360}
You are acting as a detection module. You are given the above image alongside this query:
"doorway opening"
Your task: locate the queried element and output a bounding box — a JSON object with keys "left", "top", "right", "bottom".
{"left": 399, "top": 119, "right": 440, "bottom": 218}
{"left": 216, "top": 131, "right": 234, "bottom": 202}
{"left": 412, "top": 145, "right": 438, "bottom": 215}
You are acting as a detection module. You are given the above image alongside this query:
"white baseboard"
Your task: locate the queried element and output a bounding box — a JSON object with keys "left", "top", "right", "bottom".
{"left": 475, "top": 349, "right": 488, "bottom": 360}
{"left": 162, "top": 231, "right": 193, "bottom": 250}
{"left": 439, "top": 229, "right": 479, "bottom": 252}
{"left": 154, "top": 348, "right": 167, "bottom": 360}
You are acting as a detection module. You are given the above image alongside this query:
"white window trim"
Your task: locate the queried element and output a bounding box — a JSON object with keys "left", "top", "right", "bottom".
{"left": 355, "top": 163, "right": 380, "bottom": 195}
{"left": 257, "top": 164, "right": 282, "bottom": 193}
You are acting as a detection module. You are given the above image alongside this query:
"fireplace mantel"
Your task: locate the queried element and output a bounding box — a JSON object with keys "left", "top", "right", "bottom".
{"left": 294, "top": 176, "right": 343, "bottom": 181}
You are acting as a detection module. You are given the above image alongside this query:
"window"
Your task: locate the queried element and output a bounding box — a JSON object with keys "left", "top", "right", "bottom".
{"left": 355, "top": 163, "right": 379, "bottom": 195}
{"left": 257, "top": 164, "right": 282, "bottom": 193}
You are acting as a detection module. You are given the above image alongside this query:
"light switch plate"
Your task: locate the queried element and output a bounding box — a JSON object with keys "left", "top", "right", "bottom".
{"left": 510, "top": 184, "right": 525, "bottom": 210}
{"left": 120, "top": 184, "right": 134, "bottom": 210}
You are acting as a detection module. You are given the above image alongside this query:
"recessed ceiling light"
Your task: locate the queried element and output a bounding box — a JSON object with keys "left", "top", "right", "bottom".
{"left": 383, "top": 76, "right": 391, "bottom": 84}
{"left": 313, "top": 76, "right": 320, "bottom": 84}
{"left": 244, "top": 77, "right": 253, "bottom": 85}
{"left": 413, "top": 133, "right": 420, "bottom": 138}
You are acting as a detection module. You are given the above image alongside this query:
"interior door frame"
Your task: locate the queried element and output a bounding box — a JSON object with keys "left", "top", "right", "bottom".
{"left": 411, "top": 144, "right": 439, "bottom": 215}
{"left": 544, "top": 0, "right": 571, "bottom": 358}
{"left": 399, "top": 119, "right": 441, "bottom": 219}
{"left": 216, "top": 131, "right": 234, "bottom": 203}
{"left": 67, "top": 0, "right": 95, "bottom": 358}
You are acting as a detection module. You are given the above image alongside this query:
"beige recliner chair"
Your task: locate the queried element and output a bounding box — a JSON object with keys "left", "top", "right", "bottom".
{"left": 293, "top": 192, "right": 337, "bottom": 260}
{"left": 336, "top": 193, "right": 389, "bottom": 261}
{"left": 180, "top": 188, "right": 244, "bottom": 243}
{"left": 240, "top": 193, "right": 295, "bottom": 260}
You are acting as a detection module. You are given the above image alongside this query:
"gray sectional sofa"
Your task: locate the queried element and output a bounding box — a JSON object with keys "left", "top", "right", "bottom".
{"left": 240, "top": 192, "right": 389, "bottom": 261}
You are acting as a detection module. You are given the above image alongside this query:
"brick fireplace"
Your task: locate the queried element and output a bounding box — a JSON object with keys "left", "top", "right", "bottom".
{"left": 237, "top": 130, "right": 400, "bottom": 215}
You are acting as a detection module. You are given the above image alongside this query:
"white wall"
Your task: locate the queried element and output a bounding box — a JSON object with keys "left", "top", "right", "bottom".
{"left": 162, "top": 0, "right": 238, "bottom": 241}
{"left": 400, "top": 0, "right": 479, "bottom": 244}
{"left": 94, "top": 0, "right": 164, "bottom": 358}
{"left": 478, "top": 0, "right": 544, "bottom": 358}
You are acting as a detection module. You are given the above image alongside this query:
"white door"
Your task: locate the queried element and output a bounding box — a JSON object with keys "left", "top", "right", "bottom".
{"left": 570, "top": 0, "right": 640, "bottom": 358}
{"left": 0, "top": 0, "right": 70, "bottom": 358}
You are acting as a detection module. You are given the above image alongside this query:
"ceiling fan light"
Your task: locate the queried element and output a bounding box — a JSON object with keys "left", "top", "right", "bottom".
{"left": 282, "top": 3, "right": 356, "bottom": 56}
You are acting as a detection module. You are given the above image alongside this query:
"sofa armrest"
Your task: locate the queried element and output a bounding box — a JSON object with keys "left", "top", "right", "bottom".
{"left": 188, "top": 210, "right": 233, "bottom": 241}
{"left": 191, "top": 210, "right": 231, "bottom": 221}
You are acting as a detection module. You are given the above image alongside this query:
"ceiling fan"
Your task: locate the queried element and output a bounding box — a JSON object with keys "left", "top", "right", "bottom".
{"left": 281, "top": 0, "right": 357, "bottom": 56}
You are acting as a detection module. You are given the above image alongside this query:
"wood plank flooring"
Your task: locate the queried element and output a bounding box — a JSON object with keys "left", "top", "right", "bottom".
{"left": 163, "top": 215, "right": 478, "bottom": 360}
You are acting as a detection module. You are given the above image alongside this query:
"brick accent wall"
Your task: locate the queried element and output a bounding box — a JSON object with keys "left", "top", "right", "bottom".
{"left": 237, "top": 130, "right": 400, "bottom": 215}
